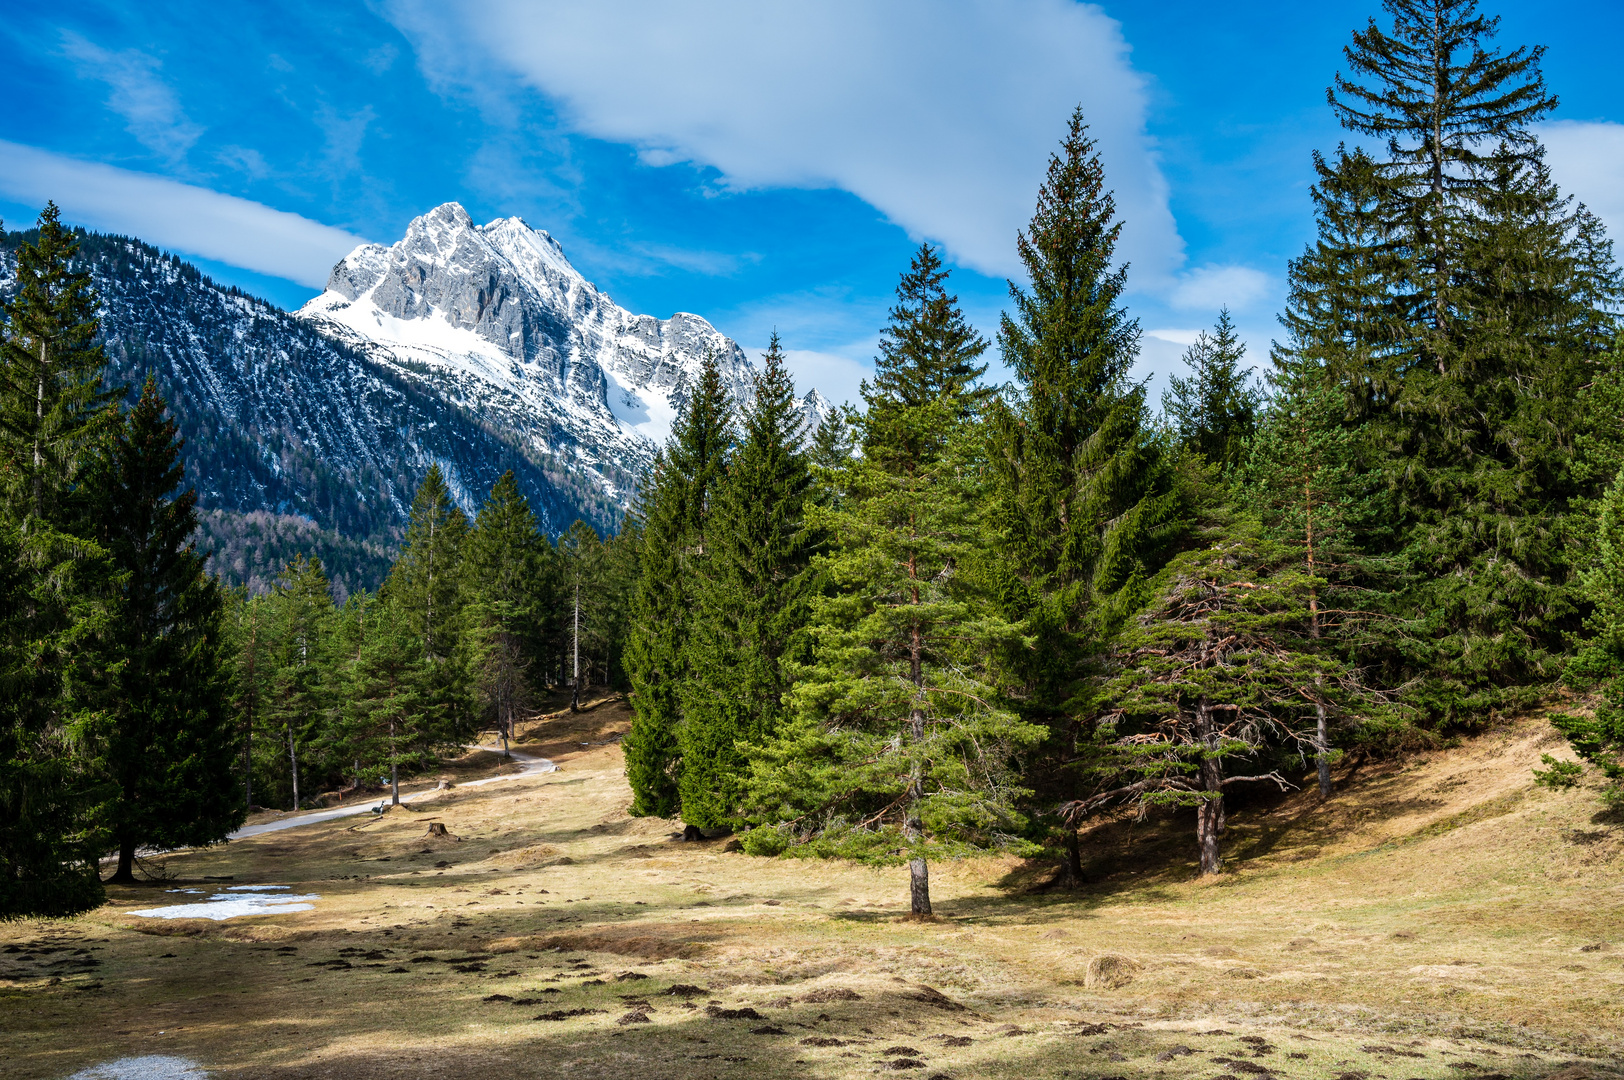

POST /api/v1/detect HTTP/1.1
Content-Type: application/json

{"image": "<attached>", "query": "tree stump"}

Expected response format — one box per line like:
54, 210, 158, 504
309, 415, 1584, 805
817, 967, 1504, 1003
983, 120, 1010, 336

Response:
425, 822, 449, 838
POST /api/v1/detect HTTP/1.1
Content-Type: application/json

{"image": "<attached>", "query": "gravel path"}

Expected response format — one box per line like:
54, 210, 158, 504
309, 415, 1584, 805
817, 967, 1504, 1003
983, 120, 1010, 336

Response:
230, 746, 557, 840
68, 1056, 210, 1080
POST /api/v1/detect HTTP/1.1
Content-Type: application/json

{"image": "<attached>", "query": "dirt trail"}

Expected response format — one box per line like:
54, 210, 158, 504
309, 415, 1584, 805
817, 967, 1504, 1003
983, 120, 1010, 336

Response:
231, 746, 556, 840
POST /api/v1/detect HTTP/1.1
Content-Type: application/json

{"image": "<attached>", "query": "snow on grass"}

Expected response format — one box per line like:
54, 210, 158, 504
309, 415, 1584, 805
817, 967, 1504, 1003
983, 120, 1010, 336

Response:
130, 886, 317, 921
68, 1056, 210, 1079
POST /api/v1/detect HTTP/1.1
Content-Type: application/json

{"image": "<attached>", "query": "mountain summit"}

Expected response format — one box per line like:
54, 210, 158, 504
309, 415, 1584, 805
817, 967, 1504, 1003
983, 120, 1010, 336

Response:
299, 203, 825, 508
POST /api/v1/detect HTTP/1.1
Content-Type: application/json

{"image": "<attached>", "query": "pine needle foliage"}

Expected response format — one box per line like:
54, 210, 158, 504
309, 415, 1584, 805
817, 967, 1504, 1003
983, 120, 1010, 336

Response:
623, 353, 734, 818
1162, 309, 1262, 473
1077, 516, 1383, 875
0, 204, 121, 528
677, 335, 818, 830
986, 108, 1185, 714
463, 471, 549, 751
746, 259, 1042, 914
82, 378, 241, 882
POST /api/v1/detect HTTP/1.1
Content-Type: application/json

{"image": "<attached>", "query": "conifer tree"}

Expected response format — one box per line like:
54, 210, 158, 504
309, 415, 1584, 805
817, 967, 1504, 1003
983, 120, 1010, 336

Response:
264, 556, 336, 809
1330, 0, 1556, 343
82, 379, 242, 882
747, 260, 1042, 914
677, 335, 817, 832
0, 204, 121, 527
344, 596, 440, 806
385, 465, 469, 663
227, 591, 272, 810
1162, 309, 1261, 472
463, 471, 548, 752
1076, 516, 1379, 874
984, 108, 1186, 875
623, 353, 734, 818
1309, 2, 1618, 717
0, 521, 110, 916
1237, 359, 1394, 795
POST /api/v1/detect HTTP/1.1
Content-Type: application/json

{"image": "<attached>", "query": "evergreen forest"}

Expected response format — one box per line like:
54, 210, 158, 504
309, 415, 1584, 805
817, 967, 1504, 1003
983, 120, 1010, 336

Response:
5, 0, 1624, 922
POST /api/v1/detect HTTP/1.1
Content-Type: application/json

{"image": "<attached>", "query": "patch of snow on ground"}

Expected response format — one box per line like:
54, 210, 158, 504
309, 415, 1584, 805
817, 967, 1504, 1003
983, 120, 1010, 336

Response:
68, 1056, 210, 1079
130, 887, 317, 921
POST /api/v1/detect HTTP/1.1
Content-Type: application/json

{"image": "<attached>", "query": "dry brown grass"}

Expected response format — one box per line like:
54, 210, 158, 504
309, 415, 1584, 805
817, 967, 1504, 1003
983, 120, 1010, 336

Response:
4, 692, 1623, 1079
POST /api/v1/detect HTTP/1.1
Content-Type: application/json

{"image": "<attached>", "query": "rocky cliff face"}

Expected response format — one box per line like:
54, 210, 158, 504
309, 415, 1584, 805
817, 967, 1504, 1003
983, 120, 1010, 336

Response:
298, 203, 828, 505
1, 211, 829, 593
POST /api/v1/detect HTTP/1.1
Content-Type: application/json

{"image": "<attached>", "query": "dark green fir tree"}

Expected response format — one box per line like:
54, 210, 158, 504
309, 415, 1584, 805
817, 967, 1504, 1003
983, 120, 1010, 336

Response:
82, 379, 242, 882
1162, 308, 1262, 473
985, 107, 1186, 880
463, 471, 549, 752
0, 204, 121, 528
746, 261, 1042, 914
677, 335, 818, 832
623, 353, 734, 818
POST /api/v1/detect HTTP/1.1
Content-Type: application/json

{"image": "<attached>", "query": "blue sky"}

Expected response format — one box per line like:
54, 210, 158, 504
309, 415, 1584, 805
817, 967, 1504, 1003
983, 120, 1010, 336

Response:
3, 0, 1620, 406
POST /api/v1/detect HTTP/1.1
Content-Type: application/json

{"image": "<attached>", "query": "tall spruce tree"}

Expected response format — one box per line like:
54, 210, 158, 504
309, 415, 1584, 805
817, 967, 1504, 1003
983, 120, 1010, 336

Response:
82, 379, 242, 882
0, 520, 111, 916
1162, 309, 1262, 473
463, 471, 548, 752
343, 595, 440, 806
985, 108, 1186, 877
0, 207, 121, 914
677, 335, 817, 832
746, 260, 1042, 914
0, 204, 121, 527
623, 354, 734, 818
1307, 1, 1619, 718
264, 556, 336, 810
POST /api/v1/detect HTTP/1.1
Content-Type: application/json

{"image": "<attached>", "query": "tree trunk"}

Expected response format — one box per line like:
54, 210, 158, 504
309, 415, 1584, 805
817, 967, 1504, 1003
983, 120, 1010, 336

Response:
1315, 697, 1333, 798
570, 577, 581, 712
1195, 696, 1223, 877
909, 856, 932, 916
107, 837, 138, 885
287, 722, 300, 810
1061, 830, 1085, 888
390, 717, 400, 806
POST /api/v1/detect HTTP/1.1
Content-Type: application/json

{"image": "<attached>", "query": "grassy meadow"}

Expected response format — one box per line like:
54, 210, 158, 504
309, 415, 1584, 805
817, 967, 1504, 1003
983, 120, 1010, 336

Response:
3, 694, 1622, 1080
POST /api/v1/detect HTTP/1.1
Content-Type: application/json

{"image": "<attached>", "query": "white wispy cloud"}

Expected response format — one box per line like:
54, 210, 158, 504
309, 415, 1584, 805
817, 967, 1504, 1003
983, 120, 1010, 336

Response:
1539, 119, 1624, 244
1165, 264, 1275, 314
0, 141, 367, 288
58, 31, 203, 162
382, 0, 1185, 286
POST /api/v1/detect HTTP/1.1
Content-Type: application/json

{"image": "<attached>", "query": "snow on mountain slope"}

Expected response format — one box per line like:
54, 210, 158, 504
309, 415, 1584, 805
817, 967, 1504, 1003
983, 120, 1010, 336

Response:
298, 203, 828, 504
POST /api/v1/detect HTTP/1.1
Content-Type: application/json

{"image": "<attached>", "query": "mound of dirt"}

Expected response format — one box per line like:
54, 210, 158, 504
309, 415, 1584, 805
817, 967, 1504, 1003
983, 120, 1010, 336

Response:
800, 987, 862, 1003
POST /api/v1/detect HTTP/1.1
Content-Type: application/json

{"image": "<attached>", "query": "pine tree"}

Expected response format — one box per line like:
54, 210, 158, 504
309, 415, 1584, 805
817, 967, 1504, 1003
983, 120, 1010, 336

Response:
264, 555, 336, 810
746, 259, 1042, 914
1237, 358, 1397, 794
0, 520, 111, 916
1330, 0, 1556, 345
0, 204, 121, 527
1076, 516, 1380, 874
226, 590, 272, 811
984, 108, 1186, 878
677, 335, 818, 832
623, 353, 734, 818
866, 244, 992, 441
81, 379, 242, 882
1538, 466, 1624, 801
463, 471, 548, 753
384, 465, 469, 663
1162, 309, 1262, 472
1311, 2, 1618, 718
343, 595, 441, 806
